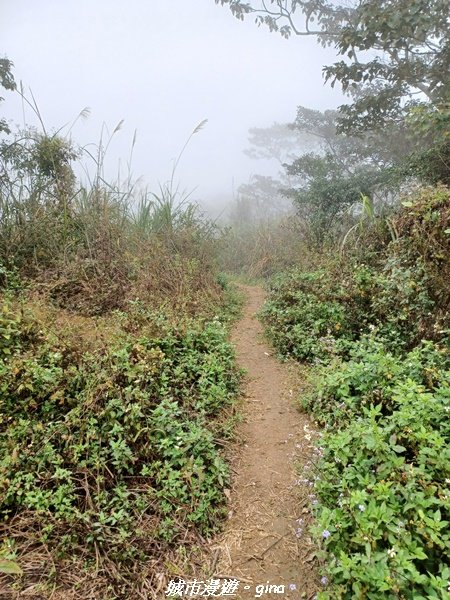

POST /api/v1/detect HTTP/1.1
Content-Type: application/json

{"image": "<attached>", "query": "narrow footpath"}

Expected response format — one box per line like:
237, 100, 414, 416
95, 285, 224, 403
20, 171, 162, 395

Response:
209, 285, 319, 599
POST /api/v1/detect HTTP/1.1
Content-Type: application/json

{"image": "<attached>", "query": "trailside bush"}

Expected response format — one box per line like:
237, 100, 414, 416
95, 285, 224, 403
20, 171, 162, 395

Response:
260, 186, 450, 598
395, 186, 450, 311
308, 344, 450, 599
303, 338, 450, 427
261, 187, 450, 362
0, 299, 240, 587
260, 253, 446, 364
260, 270, 354, 361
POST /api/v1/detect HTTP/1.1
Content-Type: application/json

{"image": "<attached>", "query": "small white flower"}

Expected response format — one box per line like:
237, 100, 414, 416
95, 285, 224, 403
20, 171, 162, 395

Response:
387, 547, 396, 558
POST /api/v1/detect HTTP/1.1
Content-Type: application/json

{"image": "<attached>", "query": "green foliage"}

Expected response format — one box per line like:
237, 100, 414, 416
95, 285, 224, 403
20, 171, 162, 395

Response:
217, 4, 450, 192
0, 57, 15, 135
0, 299, 22, 358
0, 104, 241, 595
261, 187, 450, 361
407, 140, 450, 187
285, 159, 384, 245
279, 105, 403, 246
260, 269, 352, 361
260, 257, 440, 362
0, 300, 240, 582
308, 342, 450, 599
0, 131, 223, 316
32, 133, 78, 193
261, 185, 450, 598
395, 186, 450, 308
369, 256, 436, 349
216, 1, 450, 134
402, 104, 450, 186
303, 338, 449, 427
0, 128, 80, 270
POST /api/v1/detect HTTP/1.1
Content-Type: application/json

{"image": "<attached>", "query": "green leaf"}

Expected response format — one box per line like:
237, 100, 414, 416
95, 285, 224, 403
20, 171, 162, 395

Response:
0, 560, 23, 575
392, 445, 406, 453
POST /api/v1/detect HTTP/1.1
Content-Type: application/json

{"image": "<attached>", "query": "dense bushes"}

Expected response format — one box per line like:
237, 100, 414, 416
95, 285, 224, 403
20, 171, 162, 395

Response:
261, 188, 450, 362
0, 125, 225, 320
261, 187, 450, 598
0, 123, 242, 595
260, 269, 352, 361
307, 340, 450, 599
0, 288, 240, 595
302, 339, 449, 428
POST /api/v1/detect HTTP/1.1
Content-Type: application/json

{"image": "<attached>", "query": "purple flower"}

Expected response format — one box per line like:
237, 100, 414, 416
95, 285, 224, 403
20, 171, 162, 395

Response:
295, 527, 303, 538
289, 584, 297, 591
322, 529, 331, 539
320, 576, 329, 586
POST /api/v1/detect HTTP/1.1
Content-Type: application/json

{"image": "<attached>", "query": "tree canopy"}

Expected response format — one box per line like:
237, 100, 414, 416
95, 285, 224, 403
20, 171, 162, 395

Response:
215, 0, 450, 133
0, 58, 15, 135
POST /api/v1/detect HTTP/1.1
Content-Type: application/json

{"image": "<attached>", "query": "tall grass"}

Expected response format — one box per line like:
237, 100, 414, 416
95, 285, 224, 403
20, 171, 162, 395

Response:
0, 105, 221, 315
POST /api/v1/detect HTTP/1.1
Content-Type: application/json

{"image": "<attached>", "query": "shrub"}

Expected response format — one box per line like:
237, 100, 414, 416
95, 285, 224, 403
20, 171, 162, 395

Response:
395, 186, 450, 311
0, 298, 240, 594
260, 186, 450, 598
309, 345, 450, 599
260, 269, 354, 361
303, 338, 450, 427
260, 190, 450, 361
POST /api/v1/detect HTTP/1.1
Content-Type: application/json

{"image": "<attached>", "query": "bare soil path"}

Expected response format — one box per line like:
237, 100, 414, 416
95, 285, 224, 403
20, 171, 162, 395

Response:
209, 285, 319, 599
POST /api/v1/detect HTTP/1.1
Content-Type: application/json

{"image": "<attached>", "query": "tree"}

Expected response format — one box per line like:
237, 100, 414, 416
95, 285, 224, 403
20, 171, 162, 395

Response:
0, 58, 15, 135
215, 0, 450, 133
403, 102, 450, 185
233, 174, 293, 223
238, 107, 405, 243
244, 121, 313, 164
231, 122, 309, 224
290, 105, 411, 170
280, 105, 400, 244
283, 150, 385, 244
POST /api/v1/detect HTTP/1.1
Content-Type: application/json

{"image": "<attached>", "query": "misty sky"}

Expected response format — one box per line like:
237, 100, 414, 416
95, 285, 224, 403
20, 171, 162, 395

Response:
1, 0, 345, 209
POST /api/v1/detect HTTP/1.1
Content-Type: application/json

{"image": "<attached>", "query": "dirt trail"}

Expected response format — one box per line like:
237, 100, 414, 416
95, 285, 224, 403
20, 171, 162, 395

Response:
209, 285, 319, 599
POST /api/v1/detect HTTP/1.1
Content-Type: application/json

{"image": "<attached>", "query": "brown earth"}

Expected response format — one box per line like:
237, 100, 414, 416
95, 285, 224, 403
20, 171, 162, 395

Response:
206, 285, 320, 600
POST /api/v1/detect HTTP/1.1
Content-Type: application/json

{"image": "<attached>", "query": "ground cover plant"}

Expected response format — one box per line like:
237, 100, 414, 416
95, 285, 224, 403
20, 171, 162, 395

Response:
306, 339, 450, 599
261, 187, 450, 598
0, 270, 241, 599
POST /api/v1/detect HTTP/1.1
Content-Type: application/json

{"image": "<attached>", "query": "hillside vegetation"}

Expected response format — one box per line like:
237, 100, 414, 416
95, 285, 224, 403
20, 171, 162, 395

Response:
260, 186, 450, 599
216, 12, 450, 592
0, 118, 242, 598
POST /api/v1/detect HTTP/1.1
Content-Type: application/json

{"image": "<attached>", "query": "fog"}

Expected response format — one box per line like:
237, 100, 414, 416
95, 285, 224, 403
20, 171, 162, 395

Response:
1, 0, 345, 214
